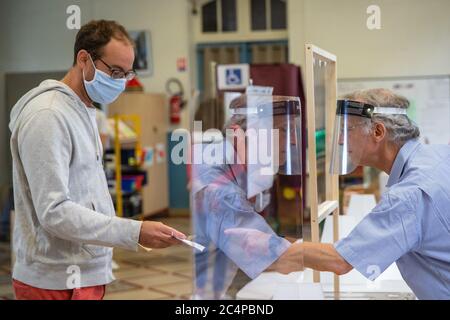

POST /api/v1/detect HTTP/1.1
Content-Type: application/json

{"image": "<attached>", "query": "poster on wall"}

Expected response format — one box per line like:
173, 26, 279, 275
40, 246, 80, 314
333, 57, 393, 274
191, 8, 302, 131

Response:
129, 30, 153, 77
155, 143, 166, 164
177, 57, 187, 72
143, 146, 154, 168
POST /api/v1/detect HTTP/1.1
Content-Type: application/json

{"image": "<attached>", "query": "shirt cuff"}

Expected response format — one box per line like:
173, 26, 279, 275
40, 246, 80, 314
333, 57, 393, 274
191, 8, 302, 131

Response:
113, 217, 143, 252
245, 237, 291, 279
334, 239, 374, 280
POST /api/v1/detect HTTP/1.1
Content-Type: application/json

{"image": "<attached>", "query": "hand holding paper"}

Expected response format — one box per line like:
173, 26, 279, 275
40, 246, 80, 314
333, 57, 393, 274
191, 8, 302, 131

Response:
172, 234, 205, 252
138, 221, 186, 249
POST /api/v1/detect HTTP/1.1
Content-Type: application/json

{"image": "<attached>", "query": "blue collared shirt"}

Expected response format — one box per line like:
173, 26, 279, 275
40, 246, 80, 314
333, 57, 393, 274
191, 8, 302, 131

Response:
335, 139, 450, 299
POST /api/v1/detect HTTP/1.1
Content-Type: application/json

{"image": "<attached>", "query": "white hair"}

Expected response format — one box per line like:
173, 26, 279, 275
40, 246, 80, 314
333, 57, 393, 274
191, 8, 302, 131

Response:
342, 88, 420, 146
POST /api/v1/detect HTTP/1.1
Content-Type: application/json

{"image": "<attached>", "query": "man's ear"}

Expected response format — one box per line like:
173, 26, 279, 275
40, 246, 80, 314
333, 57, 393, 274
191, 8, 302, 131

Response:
76, 49, 90, 69
229, 124, 240, 131
373, 122, 386, 142
230, 124, 246, 164
231, 124, 245, 144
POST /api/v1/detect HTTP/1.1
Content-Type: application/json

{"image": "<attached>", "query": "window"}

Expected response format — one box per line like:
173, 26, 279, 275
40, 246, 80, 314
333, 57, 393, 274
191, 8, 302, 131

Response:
251, 0, 267, 31
271, 0, 287, 30
250, 0, 287, 31
221, 0, 237, 32
202, 0, 237, 33
202, 1, 218, 32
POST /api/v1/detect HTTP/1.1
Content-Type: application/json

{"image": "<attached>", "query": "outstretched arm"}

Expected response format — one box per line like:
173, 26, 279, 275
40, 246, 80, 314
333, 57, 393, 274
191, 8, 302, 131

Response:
302, 242, 353, 275
268, 242, 353, 276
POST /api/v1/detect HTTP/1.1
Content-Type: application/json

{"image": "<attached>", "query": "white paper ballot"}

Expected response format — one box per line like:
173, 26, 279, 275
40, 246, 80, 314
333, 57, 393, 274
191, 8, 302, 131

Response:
138, 235, 206, 253
173, 235, 205, 252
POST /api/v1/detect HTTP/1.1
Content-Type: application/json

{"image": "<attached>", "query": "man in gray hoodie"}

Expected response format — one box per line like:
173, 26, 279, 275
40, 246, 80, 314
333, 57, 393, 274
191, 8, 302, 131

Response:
9, 20, 186, 300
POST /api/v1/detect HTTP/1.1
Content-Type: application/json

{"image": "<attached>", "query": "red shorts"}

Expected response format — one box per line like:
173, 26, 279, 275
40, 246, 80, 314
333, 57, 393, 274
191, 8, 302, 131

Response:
13, 279, 106, 300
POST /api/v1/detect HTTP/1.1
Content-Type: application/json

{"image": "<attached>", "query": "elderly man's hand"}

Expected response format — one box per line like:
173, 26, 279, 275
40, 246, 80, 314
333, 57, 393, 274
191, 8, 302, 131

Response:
138, 221, 186, 249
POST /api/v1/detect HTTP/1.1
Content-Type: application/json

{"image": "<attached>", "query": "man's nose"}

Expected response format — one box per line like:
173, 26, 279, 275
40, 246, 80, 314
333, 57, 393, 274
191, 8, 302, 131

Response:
338, 131, 345, 145
290, 135, 296, 145
289, 130, 297, 145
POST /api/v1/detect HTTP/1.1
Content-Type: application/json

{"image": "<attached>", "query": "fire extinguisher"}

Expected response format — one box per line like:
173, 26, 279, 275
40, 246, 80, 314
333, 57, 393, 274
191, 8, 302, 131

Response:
166, 78, 186, 124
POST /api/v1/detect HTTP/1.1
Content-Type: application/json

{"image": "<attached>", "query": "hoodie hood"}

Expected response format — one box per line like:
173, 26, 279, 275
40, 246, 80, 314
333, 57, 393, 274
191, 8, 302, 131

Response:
9, 79, 82, 132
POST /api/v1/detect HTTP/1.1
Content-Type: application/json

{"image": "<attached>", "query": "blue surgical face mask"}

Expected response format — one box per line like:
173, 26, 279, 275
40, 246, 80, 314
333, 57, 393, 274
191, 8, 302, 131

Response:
83, 55, 126, 105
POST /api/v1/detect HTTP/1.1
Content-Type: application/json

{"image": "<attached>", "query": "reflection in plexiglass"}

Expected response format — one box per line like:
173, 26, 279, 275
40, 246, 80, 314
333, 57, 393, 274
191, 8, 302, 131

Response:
190, 95, 304, 299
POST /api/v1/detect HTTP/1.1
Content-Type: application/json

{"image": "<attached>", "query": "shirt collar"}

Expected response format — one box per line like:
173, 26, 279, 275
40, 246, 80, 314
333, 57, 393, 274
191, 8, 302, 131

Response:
386, 139, 420, 187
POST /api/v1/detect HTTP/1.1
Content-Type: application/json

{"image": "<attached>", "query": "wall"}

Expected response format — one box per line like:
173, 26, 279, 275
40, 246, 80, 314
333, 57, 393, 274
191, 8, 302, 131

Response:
0, 73, 6, 189
288, 0, 450, 78
1, 0, 192, 90
91, 0, 192, 106
1, 0, 90, 73
0, 0, 91, 191
0, 0, 193, 193
191, 0, 288, 43
1, 2, 10, 189
190, 0, 290, 91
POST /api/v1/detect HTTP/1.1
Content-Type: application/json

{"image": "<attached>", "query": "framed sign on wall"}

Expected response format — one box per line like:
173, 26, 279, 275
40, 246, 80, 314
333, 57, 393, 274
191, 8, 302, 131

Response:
129, 30, 153, 77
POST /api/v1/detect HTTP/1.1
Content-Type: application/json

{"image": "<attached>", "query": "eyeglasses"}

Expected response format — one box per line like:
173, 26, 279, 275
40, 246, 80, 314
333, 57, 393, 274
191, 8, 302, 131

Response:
338, 122, 368, 136
96, 57, 136, 81
348, 123, 367, 131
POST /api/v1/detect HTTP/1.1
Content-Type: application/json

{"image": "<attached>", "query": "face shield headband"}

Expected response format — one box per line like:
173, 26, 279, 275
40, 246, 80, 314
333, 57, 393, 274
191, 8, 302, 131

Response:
336, 100, 408, 118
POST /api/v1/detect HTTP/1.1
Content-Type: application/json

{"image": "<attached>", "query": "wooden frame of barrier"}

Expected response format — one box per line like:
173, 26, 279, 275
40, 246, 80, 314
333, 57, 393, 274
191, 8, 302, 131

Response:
305, 44, 340, 299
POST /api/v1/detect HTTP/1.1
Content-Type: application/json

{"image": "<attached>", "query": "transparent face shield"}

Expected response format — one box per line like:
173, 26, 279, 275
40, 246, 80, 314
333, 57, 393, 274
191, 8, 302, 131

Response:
330, 100, 374, 175
228, 95, 303, 199
330, 100, 409, 175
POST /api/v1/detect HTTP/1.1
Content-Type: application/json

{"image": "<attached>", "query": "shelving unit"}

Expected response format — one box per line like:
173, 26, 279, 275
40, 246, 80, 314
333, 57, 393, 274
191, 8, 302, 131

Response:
107, 114, 146, 219
108, 93, 170, 218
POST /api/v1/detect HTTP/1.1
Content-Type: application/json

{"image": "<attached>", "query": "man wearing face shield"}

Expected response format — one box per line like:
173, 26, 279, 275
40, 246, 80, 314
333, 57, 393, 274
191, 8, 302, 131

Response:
294, 89, 450, 300
191, 95, 304, 299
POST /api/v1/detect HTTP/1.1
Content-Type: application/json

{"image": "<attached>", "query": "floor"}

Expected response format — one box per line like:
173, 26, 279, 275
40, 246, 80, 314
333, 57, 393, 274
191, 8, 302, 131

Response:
0, 217, 194, 300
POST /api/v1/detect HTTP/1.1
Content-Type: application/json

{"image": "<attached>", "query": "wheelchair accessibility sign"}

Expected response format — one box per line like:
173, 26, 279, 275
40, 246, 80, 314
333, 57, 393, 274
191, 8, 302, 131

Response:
226, 68, 242, 85
217, 64, 250, 90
